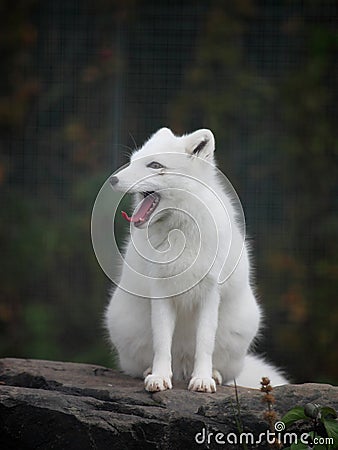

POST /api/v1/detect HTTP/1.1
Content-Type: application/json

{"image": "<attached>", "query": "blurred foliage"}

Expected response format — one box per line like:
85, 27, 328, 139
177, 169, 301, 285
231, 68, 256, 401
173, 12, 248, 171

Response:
0, 0, 337, 383
169, 1, 338, 383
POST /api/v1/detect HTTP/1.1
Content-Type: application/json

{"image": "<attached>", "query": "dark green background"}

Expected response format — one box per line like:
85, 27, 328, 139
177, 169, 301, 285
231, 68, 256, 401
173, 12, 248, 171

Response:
1, 0, 337, 384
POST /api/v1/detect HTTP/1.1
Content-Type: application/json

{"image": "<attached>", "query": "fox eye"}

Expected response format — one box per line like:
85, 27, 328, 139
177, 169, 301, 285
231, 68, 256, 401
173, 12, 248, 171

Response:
146, 161, 164, 169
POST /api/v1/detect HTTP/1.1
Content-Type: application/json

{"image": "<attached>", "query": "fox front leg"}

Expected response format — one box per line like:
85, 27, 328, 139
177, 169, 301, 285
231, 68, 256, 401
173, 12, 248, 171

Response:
188, 286, 220, 393
144, 298, 176, 392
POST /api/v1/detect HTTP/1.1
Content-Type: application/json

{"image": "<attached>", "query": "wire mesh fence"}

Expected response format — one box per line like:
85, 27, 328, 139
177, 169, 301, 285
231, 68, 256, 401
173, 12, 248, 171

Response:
1, 0, 337, 383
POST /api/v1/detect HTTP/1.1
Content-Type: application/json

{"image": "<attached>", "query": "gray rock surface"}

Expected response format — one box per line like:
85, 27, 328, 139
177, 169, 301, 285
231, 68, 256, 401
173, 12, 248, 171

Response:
0, 358, 337, 449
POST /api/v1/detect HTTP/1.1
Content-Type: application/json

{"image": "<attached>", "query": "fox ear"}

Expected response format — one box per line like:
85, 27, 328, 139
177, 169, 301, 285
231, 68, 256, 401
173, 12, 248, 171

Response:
154, 127, 173, 138
184, 129, 215, 159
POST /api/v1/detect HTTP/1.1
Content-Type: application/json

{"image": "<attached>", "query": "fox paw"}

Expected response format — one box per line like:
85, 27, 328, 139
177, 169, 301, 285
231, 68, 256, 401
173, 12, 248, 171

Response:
212, 369, 222, 385
188, 376, 216, 393
144, 374, 172, 392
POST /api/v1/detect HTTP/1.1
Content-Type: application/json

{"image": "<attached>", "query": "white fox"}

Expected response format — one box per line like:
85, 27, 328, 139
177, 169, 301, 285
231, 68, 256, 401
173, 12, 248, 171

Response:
105, 128, 287, 392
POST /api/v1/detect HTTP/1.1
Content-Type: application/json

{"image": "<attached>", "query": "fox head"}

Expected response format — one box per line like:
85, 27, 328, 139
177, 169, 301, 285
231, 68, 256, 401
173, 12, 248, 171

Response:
110, 128, 217, 228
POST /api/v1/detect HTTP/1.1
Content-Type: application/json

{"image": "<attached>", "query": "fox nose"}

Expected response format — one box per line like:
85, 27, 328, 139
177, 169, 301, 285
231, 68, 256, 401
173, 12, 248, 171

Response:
109, 176, 119, 186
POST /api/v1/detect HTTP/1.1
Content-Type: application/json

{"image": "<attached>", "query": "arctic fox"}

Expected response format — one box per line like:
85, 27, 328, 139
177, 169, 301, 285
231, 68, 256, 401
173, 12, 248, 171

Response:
105, 128, 287, 392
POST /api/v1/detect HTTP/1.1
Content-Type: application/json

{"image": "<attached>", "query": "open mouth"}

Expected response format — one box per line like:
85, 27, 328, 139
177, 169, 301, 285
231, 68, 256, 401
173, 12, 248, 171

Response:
122, 191, 161, 227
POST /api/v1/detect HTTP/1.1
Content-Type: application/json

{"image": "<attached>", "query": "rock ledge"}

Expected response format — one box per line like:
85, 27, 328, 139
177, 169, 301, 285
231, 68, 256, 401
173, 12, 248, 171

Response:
0, 358, 337, 449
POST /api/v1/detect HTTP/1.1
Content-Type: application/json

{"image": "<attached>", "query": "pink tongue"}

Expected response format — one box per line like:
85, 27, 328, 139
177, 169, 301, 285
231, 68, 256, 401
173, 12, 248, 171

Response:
122, 194, 155, 223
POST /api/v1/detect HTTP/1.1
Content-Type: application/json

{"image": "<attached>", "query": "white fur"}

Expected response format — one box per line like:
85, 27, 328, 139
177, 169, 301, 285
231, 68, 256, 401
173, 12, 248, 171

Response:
105, 128, 287, 392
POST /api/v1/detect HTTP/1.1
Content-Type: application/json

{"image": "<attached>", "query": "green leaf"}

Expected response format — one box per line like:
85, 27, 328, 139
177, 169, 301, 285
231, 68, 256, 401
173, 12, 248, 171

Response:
290, 442, 308, 450
304, 432, 328, 450
322, 417, 338, 444
313, 445, 331, 450
320, 407, 338, 420
281, 406, 308, 428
